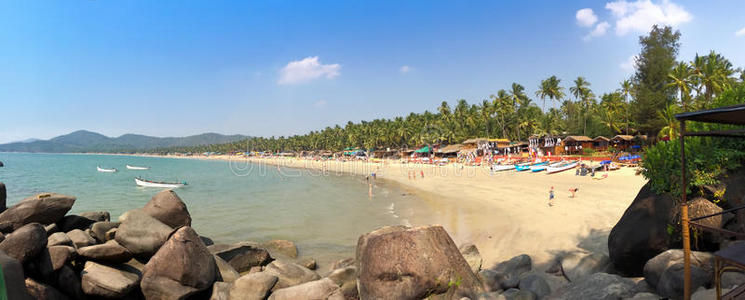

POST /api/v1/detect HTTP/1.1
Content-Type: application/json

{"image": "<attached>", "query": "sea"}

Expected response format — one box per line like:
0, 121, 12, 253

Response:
0, 153, 436, 267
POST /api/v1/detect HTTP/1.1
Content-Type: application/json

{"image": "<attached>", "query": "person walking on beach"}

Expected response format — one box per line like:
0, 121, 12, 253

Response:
549, 186, 555, 207
569, 187, 579, 198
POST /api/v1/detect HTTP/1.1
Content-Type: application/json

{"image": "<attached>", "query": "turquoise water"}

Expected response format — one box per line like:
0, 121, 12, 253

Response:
0, 153, 427, 267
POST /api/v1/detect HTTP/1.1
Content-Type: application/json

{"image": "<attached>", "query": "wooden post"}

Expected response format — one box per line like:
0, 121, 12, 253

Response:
680, 120, 691, 300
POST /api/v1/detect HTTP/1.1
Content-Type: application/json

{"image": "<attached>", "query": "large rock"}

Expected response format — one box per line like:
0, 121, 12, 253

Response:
214, 255, 240, 283
0, 251, 32, 300
115, 209, 174, 256
547, 272, 635, 299
80, 211, 110, 222
208, 242, 272, 273
560, 251, 610, 282
210, 282, 231, 300
229, 272, 278, 300
460, 243, 483, 274
81, 261, 141, 298
643, 249, 713, 289
263, 239, 299, 258
656, 263, 712, 299
25, 278, 68, 300
263, 259, 320, 290
492, 254, 533, 289
67, 229, 96, 248
36, 246, 76, 279
58, 214, 103, 232
673, 197, 724, 251
56, 265, 85, 300
518, 273, 551, 298
141, 226, 217, 299
501, 288, 537, 300
269, 278, 343, 300
47, 232, 72, 247
327, 266, 358, 299
608, 182, 673, 276
142, 190, 191, 228
356, 225, 484, 299
0, 193, 75, 232
0, 223, 47, 263
78, 240, 133, 263
90, 221, 119, 242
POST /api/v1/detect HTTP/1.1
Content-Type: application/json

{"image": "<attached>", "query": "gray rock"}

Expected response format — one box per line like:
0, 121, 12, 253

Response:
643, 249, 713, 292
36, 246, 76, 279
79, 211, 110, 222
476, 292, 505, 300
115, 209, 174, 257
691, 287, 732, 300
90, 221, 119, 242
141, 189, 191, 228
264, 259, 320, 290
210, 281, 231, 300
501, 288, 536, 300
78, 239, 132, 263
0, 251, 32, 300
47, 232, 72, 247
300, 257, 317, 270
560, 251, 610, 282
548, 272, 635, 300
721, 270, 745, 289
0, 223, 47, 263
656, 263, 711, 299
330, 257, 355, 271
479, 269, 501, 292
460, 243, 483, 274
56, 265, 85, 300
25, 277, 68, 300
0, 193, 75, 232
268, 278, 343, 300
624, 292, 661, 299
208, 242, 272, 273
263, 239, 299, 258
67, 229, 96, 248
81, 261, 141, 298
327, 266, 358, 299
141, 226, 217, 299
229, 272, 279, 300
214, 254, 240, 283
492, 254, 533, 289
518, 273, 551, 298
356, 225, 484, 299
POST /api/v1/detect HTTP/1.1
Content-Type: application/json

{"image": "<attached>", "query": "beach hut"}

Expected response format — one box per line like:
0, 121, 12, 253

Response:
612, 135, 634, 150
593, 136, 610, 151
529, 135, 562, 156
435, 144, 462, 158
562, 136, 593, 155
462, 138, 491, 156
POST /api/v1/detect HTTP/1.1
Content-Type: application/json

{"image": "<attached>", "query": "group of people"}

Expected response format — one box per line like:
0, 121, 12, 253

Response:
548, 186, 579, 207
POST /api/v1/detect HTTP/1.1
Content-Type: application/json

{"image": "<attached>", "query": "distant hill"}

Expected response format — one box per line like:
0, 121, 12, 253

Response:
0, 130, 249, 153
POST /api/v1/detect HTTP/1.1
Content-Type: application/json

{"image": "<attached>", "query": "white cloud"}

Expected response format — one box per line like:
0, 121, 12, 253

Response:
620, 55, 637, 72
584, 21, 610, 40
277, 56, 341, 85
605, 0, 692, 36
399, 65, 411, 74
736, 27, 745, 37
576, 8, 598, 27
313, 100, 327, 108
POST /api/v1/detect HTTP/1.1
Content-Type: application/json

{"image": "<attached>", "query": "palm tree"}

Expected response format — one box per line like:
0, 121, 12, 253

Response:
570, 77, 593, 135
618, 79, 633, 134
509, 83, 529, 139
535, 75, 565, 112
657, 104, 680, 139
667, 62, 692, 110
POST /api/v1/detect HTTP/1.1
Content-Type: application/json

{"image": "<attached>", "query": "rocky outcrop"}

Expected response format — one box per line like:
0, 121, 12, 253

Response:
560, 251, 610, 282
208, 242, 272, 273
115, 209, 174, 257
643, 249, 714, 299
142, 190, 192, 228
229, 272, 278, 300
268, 278, 343, 300
460, 242, 483, 274
81, 261, 141, 298
140, 226, 217, 299
608, 182, 674, 276
491, 254, 533, 290
78, 240, 133, 263
0, 223, 47, 264
356, 225, 484, 299
518, 273, 551, 298
263, 259, 320, 290
0, 193, 75, 232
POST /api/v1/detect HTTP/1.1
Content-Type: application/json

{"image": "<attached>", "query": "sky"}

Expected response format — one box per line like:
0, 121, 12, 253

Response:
1, 0, 744, 143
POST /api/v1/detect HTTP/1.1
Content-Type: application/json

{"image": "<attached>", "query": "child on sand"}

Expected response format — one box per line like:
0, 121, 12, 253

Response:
549, 186, 555, 206
569, 187, 579, 198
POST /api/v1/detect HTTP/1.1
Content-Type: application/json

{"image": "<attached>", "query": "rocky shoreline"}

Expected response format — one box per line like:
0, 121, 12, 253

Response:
0, 180, 738, 299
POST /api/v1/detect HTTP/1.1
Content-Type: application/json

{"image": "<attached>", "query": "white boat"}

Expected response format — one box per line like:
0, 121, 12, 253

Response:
491, 164, 515, 172
546, 161, 579, 174
134, 177, 187, 188
126, 164, 150, 170
531, 161, 564, 172
97, 166, 117, 173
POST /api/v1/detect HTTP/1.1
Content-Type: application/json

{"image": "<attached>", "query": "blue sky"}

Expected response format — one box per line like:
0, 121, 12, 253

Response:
1, 0, 744, 143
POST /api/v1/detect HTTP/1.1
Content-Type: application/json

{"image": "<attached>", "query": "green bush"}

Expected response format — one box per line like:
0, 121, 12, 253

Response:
583, 148, 596, 155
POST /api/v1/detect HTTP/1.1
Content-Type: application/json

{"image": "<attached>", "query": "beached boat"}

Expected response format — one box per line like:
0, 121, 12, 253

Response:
134, 177, 187, 188
531, 161, 564, 172
126, 164, 150, 170
515, 161, 547, 172
546, 161, 578, 174
491, 164, 515, 172
97, 166, 117, 173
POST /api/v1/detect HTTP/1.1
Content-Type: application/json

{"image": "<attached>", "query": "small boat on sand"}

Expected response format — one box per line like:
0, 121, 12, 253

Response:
134, 177, 187, 188
531, 161, 564, 172
491, 164, 516, 172
516, 160, 547, 172
546, 161, 579, 174
126, 164, 150, 170
97, 166, 117, 173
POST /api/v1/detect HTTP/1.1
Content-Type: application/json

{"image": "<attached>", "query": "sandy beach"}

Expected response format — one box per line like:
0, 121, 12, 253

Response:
164, 154, 647, 269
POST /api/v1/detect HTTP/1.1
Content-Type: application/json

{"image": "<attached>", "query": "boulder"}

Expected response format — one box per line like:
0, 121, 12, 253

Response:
0, 193, 75, 231
356, 225, 484, 299
56, 265, 85, 300
141, 190, 191, 228
115, 209, 174, 257
67, 229, 96, 248
47, 232, 72, 247
721, 270, 745, 289
263, 239, 299, 258
208, 242, 272, 273
560, 251, 610, 282
518, 273, 551, 298
475, 291, 504, 300
330, 257, 355, 271
492, 254, 533, 289
0, 251, 32, 300
229, 272, 279, 300
81, 261, 141, 298
141, 226, 217, 299
90, 221, 119, 242
691, 287, 732, 300
210, 281, 231, 300
58, 215, 96, 232
672, 197, 724, 251
263, 259, 320, 290
547, 272, 634, 300
501, 288, 536, 300
79, 211, 110, 222
0, 182, 6, 213
625, 292, 662, 300
299, 257, 317, 270
327, 266, 358, 299
36, 246, 76, 279
25, 278, 68, 300
460, 243, 483, 274
478, 269, 501, 292
268, 278, 343, 300
0, 223, 47, 263
643, 249, 713, 289
106, 228, 117, 241
608, 182, 673, 276
78, 240, 132, 263
656, 263, 711, 299
214, 254, 240, 283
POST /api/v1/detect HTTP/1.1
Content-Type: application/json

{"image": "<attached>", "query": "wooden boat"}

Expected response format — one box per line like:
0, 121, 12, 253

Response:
531, 161, 564, 172
515, 161, 547, 172
134, 177, 187, 188
491, 164, 516, 172
97, 166, 117, 173
546, 161, 579, 174
126, 164, 150, 170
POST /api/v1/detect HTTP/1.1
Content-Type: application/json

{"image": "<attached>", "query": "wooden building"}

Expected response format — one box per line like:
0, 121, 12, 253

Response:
562, 136, 593, 154
592, 136, 610, 151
